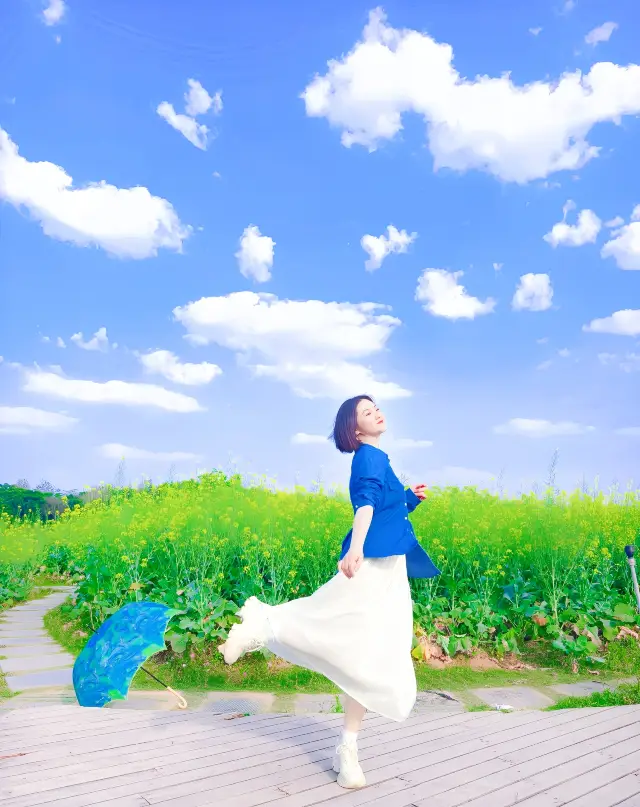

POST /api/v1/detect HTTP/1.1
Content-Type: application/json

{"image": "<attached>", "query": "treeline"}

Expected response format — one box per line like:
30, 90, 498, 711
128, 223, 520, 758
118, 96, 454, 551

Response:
0, 482, 84, 521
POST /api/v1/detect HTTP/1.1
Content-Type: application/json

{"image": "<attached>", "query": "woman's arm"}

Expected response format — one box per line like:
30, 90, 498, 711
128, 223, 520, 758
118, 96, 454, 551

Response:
339, 505, 373, 578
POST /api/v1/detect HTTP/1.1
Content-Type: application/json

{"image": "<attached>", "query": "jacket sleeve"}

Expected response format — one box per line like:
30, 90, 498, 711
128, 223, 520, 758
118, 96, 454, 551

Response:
405, 487, 422, 513
350, 450, 387, 511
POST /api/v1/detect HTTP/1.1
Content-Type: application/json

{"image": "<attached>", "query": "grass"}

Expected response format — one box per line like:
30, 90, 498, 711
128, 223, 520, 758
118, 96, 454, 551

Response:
548, 638, 640, 709
4, 472, 640, 689
0, 671, 10, 703
549, 681, 640, 709
43, 600, 614, 696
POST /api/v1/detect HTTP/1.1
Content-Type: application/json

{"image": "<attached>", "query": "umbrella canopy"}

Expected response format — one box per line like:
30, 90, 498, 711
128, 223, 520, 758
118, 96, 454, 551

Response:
73, 601, 178, 708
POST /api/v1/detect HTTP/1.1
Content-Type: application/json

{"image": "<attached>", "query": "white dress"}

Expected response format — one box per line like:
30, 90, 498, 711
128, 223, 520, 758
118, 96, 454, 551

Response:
257, 554, 417, 722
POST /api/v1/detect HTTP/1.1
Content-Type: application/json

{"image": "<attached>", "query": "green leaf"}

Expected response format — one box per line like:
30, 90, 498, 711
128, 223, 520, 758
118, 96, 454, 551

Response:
613, 603, 637, 623
169, 632, 188, 654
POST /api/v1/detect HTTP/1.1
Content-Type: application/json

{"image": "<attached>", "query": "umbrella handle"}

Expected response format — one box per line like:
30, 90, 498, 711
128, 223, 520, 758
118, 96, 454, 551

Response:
167, 687, 188, 709
140, 666, 188, 709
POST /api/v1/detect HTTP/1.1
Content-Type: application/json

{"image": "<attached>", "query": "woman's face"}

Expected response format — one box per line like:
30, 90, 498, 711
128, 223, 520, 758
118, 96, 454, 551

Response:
355, 399, 386, 442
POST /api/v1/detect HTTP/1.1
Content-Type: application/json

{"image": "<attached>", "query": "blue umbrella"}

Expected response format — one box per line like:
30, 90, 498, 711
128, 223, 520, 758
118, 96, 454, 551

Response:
72, 601, 187, 708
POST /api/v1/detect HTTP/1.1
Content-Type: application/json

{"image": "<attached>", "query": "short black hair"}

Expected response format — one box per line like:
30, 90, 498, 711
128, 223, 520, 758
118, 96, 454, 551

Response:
329, 395, 374, 454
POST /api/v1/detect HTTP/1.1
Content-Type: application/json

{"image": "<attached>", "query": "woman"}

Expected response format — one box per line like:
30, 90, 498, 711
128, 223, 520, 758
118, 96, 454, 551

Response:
219, 394, 440, 789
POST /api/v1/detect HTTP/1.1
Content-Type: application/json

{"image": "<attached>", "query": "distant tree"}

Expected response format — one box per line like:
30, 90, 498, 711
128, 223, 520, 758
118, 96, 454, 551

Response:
114, 458, 127, 488
15, 478, 30, 490
36, 479, 57, 494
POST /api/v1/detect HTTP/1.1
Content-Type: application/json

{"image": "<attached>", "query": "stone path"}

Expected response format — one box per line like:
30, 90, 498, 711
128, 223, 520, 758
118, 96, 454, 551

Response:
0, 587, 76, 699
0, 587, 630, 714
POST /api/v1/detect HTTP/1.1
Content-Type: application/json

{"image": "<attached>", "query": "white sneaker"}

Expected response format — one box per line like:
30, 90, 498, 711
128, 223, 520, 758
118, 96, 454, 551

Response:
218, 598, 270, 665
333, 742, 366, 789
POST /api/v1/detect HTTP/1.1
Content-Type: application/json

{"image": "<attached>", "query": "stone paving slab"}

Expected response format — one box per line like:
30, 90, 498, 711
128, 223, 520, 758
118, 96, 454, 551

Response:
0, 636, 60, 647
550, 681, 615, 697
0, 643, 61, 658
1, 588, 76, 694
6, 666, 74, 690
0, 652, 75, 674
471, 685, 556, 710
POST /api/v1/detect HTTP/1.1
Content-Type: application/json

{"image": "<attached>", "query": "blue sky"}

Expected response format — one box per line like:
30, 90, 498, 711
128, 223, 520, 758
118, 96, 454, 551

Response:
1, 0, 639, 495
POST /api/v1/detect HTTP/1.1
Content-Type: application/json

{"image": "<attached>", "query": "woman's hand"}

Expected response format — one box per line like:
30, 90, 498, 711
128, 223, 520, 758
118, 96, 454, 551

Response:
411, 483, 428, 501
338, 548, 364, 578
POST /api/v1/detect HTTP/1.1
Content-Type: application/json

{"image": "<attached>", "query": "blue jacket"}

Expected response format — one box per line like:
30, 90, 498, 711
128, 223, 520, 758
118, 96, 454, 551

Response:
339, 444, 441, 579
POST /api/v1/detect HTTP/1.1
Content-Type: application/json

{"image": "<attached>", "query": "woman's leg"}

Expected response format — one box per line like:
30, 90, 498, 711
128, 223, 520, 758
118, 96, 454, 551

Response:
342, 694, 366, 738
333, 694, 367, 789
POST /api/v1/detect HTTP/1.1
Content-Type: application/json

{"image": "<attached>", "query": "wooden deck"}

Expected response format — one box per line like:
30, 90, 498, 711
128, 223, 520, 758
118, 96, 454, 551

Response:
1, 704, 640, 807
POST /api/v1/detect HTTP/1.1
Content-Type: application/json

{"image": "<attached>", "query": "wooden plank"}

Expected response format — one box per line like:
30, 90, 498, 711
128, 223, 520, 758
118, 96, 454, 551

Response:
0, 708, 604, 807
205, 709, 640, 807
384, 719, 640, 807
502, 749, 640, 805
0, 713, 390, 785
135, 713, 569, 807
5, 706, 639, 807
240, 711, 640, 807
615, 791, 640, 807
561, 774, 640, 807
0, 713, 503, 807
0, 714, 337, 770
0, 709, 286, 750
0, 708, 461, 769
410, 721, 640, 806
0, 713, 347, 772
0, 712, 490, 802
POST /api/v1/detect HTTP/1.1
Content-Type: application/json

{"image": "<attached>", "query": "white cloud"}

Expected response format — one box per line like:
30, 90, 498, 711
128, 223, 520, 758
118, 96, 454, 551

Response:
0, 128, 190, 259
22, 368, 203, 412
615, 427, 640, 436
184, 80, 221, 116
494, 418, 594, 437
100, 443, 202, 462
70, 326, 110, 352
416, 465, 496, 488
0, 405, 77, 435
529, 27, 542, 36
42, 0, 66, 26
598, 352, 640, 372
601, 208, 640, 269
156, 104, 210, 150
361, 225, 416, 271
157, 79, 221, 150
605, 216, 624, 228
537, 337, 549, 344
562, 0, 576, 13
585, 22, 618, 46
543, 201, 601, 247
583, 310, 640, 336
56, 337, 66, 348
493, 262, 503, 272
537, 360, 553, 371
302, 9, 640, 184
512, 273, 553, 312
138, 349, 222, 386
253, 361, 411, 401
390, 437, 433, 449
253, 359, 410, 401
558, 348, 571, 358
415, 269, 496, 320
292, 433, 328, 445
173, 290, 410, 400
235, 225, 275, 283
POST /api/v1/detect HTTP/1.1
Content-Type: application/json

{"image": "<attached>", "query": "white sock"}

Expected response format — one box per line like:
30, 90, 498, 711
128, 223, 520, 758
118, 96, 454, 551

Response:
340, 729, 358, 748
